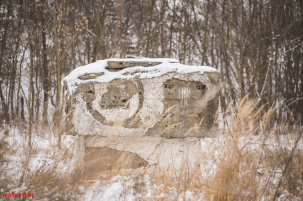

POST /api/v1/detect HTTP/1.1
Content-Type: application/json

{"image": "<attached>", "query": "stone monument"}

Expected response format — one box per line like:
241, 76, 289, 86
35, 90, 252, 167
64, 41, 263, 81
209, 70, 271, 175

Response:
61, 58, 219, 179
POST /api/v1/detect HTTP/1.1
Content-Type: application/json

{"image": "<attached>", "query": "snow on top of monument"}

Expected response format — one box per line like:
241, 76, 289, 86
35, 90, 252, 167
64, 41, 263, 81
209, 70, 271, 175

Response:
62, 58, 218, 94
106, 58, 180, 63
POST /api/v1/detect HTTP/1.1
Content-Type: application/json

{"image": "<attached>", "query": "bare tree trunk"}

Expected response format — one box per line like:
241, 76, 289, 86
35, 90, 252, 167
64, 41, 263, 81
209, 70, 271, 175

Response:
113, 0, 122, 57
42, 13, 49, 125
98, 17, 108, 59
227, 2, 243, 99
169, 0, 176, 58
21, 96, 24, 120
202, 0, 210, 66
160, 0, 166, 57
145, 0, 155, 57
28, 36, 33, 148
16, 42, 27, 121
55, 24, 62, 148
0, 1, 11, 123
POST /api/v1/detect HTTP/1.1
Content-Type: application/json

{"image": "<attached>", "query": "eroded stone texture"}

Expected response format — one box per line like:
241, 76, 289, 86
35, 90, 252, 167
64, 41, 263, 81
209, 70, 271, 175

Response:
146, 78, 218, 138
107, 61, 161, 71
62, 59, 220, 178
64, 79, 144, 131
83, 147, 148, 179
78, 72, 105, 80
101, 80, 139, 109
163, 79, 207, 101
85, 135, 202, 173
62, 73, 218, 137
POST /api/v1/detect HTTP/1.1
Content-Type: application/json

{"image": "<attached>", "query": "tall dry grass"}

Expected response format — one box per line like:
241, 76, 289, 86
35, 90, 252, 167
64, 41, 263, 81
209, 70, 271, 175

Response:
65, 96, 302, 200
1, 96, 302, 200
205, 97, 303, 200
0, 125, 84, 200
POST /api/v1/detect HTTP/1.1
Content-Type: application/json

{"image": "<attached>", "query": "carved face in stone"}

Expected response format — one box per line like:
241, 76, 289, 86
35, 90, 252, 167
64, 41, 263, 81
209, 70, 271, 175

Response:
163, 79, 207, 107
146, 78, 217, 138
64, 74, 218, 138
101, 80, 138, 109
73, 79, 144, 128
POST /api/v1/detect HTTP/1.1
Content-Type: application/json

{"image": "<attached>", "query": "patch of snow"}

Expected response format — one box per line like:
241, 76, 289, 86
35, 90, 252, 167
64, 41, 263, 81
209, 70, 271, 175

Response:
107, 58, 179, 63
1, 126, 78, 187
101, 182, 124, 201
2, 125, 302, 200
62, 59, 218, 94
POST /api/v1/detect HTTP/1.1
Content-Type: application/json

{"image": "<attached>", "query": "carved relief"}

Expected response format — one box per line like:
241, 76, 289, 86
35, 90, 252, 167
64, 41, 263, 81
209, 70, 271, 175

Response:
100, 80, 138, 109
147, 78, 217, 138
62, 73, 218, 138
69, 79, 144, 129
61, 60, 220, 179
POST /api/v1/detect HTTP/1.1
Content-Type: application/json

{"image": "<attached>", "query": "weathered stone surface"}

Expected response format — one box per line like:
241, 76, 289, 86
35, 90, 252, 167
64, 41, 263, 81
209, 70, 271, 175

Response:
62, 73, 218, 137
78, 72, 105, 80
146, 78, 218, 137
82, 147, 148, 179
85, 136, 202, 173
107, 61, 161, 71
61, 58, 220, 178
101, 80, 139, 109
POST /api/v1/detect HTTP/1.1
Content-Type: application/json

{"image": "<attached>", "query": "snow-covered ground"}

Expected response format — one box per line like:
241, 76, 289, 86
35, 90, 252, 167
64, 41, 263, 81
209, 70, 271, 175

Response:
0, 125, 302, 200
81, 175, 201, 201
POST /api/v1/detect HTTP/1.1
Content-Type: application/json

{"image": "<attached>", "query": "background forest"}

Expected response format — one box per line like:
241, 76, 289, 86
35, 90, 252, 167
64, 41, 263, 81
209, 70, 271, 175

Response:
0, 0, 302, 127
1, 1, 303, 200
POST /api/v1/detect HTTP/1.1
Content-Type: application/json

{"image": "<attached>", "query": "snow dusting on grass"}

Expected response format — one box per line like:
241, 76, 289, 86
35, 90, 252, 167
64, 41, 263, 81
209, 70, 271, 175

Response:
1, 97, 302, 201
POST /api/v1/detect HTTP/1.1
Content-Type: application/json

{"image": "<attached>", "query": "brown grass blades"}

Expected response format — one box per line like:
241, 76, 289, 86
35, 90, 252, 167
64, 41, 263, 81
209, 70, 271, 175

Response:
0, 126, 83, 200
0, 129, 10, 190
1, 97, 302, 200
205, 97, 303, 200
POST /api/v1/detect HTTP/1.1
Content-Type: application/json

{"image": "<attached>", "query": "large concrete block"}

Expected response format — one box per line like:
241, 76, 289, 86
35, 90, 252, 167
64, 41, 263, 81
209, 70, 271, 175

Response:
61, 58, 219, 138
61, 58, 220, 178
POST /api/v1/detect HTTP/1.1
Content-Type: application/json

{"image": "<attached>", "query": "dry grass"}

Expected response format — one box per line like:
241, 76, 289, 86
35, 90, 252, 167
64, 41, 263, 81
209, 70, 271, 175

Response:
1, 97, 302, 200
70, 96, 302, 200
0, 125, 84, 200
205, 97, 303, 200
